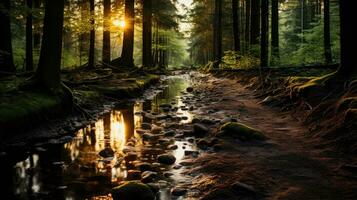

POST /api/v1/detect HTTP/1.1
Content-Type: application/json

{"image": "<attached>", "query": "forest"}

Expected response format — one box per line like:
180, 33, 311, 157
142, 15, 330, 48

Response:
0, 0, 356, 199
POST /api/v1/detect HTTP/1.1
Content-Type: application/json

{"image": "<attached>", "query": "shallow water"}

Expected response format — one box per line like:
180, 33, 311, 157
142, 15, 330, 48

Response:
3, 74, 197, 200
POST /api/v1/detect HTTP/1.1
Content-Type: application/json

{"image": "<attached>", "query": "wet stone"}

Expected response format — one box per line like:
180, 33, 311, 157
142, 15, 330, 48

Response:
99, 147, 115, 158
157, 154, 176, 165
111, 181, 155, 200
186, 87, 194, 93
141, 171, 158, 183
193, 123, 209, 137
127, 170, 142, 181
168, 144, 178, 150
172, 187, 188, 196
141, 123, 152, 130
124, 152, 137, 162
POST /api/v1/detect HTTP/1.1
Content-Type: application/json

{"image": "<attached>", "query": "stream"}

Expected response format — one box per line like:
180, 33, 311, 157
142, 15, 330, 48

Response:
3, 73, 200, 200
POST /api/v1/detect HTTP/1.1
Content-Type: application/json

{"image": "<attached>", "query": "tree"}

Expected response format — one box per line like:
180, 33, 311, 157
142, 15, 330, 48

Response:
250, 0, 260, 45
142, 0, 153, 68
35, 0, 65, 90
213, 0, 222, 66
102, 0, 111, 64
33, 0, 41, 49
26, 0, 34, 71
232, 0, 241, 52
323, 0, 332, 64
271, 0, 279, 64
88, 0, 95, 68
337, 0, 356, 78
245, 0, 251, 50
0, 0, 15, 73
260, 0, 269, 68
119, 0, 135, 67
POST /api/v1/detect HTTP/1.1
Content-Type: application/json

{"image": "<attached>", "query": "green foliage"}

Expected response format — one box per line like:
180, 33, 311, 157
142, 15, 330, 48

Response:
221, 51, 259, 70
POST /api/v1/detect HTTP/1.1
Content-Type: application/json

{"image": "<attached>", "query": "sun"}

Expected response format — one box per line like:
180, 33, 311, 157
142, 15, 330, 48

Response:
112, 19, 126, 28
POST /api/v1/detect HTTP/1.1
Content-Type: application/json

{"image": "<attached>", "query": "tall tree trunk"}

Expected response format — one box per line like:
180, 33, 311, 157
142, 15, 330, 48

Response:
323, 0, 332, 64
120, 0, 135, 67
213, 0, 222, 65
79, 0, 89, 65
245, 0, 251, 51
337, 0, 356, 77
271, 0, 279, 64
36, 0, 65, 90
102, 0, 111, 64
33, 0, 41, 49
0, 0, 15, 73
142, 0, 153, 68
260, 0, 269, 68
232, 0, 241, 52
88, 0, 95, 68
26, 0, 34, 71
250, 0, 260, 45
154, 21, 159, 66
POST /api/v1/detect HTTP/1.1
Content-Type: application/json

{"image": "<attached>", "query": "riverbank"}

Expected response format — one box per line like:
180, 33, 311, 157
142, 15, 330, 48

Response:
0, 67, 160, 149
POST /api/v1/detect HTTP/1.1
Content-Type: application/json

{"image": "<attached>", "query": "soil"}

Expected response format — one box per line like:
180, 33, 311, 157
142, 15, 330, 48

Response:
182, 73, 357, 200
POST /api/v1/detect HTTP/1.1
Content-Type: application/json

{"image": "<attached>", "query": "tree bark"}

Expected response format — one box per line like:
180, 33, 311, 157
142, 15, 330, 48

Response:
26, 0, 34, 71
250, 0, 260, 45
245, 0, 251, 51
102, 0, 111, 64
232, 0, 241, 52
0, 0, 15, 72
337, 0, 356, 77
142, 0, 153, 68
323, 0, 332, 64
260, 0, 269, 68
213, 0, 222, 65
271, 0, 279, 64
33, 0, 41, 49
36, 0, 65, 91
120, 0, 135, 67
88, 0, 95, 68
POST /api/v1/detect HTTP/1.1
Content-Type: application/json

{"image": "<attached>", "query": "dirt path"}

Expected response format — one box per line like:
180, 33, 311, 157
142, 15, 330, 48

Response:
185, 73, 357, 200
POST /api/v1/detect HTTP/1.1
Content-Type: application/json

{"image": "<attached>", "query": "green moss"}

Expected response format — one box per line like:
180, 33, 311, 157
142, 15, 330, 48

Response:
111, 181, 155, 200
218, 122, 266, 141
0, 91, 62, 131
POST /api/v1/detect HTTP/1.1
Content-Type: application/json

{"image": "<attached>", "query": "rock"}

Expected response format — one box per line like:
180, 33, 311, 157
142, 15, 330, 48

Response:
218, 122, 266, 141
197, 139, 209, 150
141, 171, 158, 183
181, 116, 189, 120
164, 172, 174, 177
186, 87, 194, 93
151, 125, 163, 134
173, 165, 182, 169
191, 118, 201, 123
99, 147, 115, 158
124, 152, 138, 162
230, 182, 256, 194
168, 144, 178, 150
164, 130, 176, 137
189, 106, 194, 111
184, 150, 199, 156
172, 187, 187, 196
127, 170, 141, 180
111, 181, 155, 200
201, 119, 215, 125
193, 123, 209, 137
136, 162, 153, 172
157, 154, 176, 165
141, 123, 152, 130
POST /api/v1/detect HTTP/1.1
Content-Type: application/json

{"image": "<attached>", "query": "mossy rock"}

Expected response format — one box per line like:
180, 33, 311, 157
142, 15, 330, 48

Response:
111, 181, 155, 200
218, 122, 266, 141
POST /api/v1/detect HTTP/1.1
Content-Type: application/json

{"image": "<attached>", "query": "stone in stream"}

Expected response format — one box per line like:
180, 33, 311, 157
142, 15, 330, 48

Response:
141, 171, 158, 183
164, 130, 176, 137
218, 122, 267, 141
124, 152, 138, 162
127, 170, 142, 180
136, 162, 153, 172
151, 125, 163, 134
99, 147, 115, 158
193, 123, 209, 137
186, 87, 194, 93
111, 181, 155, 200
196, 139, 209, 150
184, 150, 199, 157
157, 154, 176, 165
141, 123, 152, 130
171, 187, 188, 196
168, 144, 178, 150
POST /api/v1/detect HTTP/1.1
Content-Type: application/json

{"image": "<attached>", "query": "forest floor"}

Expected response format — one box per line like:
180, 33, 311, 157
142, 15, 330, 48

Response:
180, 71, 357, 200
0, 67, 159, 149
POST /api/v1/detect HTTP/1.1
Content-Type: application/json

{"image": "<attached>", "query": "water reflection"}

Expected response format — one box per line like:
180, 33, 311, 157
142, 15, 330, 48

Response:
4, 75, 196, 200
